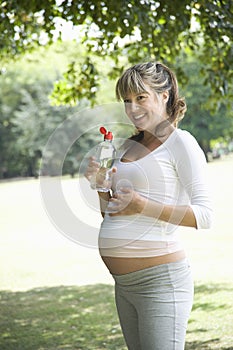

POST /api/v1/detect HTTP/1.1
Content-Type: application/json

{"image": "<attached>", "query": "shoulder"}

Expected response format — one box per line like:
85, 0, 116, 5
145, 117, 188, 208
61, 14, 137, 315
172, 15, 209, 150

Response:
169, 128, 201, 150
175, 128, 198, 145
167, 128, 206, 163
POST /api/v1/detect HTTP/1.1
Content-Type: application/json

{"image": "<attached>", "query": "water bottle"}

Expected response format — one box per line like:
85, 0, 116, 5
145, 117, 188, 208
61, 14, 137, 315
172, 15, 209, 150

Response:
90, 126, 116, 192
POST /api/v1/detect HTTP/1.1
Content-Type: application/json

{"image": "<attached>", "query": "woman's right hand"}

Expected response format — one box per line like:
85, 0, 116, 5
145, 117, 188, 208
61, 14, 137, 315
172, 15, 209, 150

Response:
85, 156, 117, 190
84, 156, 100, 183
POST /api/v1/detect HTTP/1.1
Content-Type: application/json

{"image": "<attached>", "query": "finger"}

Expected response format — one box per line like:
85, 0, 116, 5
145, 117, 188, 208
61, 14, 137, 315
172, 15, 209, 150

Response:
87, 163, 100, 173
118, 187, 132, 194
88, 156, 99, 165
89, 161, 99, 168
109, 208, 126, 216
85, 168, 97, 178
109, 198, 121, 206
85, 171, 94, 180
109, 210, 122, 216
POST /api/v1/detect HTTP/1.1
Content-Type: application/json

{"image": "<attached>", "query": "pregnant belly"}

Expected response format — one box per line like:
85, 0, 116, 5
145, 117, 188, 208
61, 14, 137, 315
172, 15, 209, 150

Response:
101, 250, 186, 275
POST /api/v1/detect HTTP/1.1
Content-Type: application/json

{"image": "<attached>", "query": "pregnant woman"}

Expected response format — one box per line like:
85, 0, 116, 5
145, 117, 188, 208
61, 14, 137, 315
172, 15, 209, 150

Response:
85, 61, 213, 350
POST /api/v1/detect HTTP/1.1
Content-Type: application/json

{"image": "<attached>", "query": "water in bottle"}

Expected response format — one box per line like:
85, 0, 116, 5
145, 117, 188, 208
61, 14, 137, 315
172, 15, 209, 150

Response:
90, 126, 116, 192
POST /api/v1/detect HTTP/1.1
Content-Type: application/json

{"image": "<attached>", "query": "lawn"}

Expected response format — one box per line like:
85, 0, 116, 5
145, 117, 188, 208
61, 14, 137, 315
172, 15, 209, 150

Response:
0, 282, 232, 350
0, 155, 233, 349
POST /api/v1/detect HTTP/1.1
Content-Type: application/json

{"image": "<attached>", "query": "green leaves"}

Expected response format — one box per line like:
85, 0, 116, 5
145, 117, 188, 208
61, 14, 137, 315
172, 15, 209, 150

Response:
180, 57, 233, 157
0, 0, 232, 108
51, 57, 100, 106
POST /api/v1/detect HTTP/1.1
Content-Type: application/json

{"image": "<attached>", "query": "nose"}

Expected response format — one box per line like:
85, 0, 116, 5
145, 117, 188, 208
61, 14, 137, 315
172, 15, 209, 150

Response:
129, 101, 139, 112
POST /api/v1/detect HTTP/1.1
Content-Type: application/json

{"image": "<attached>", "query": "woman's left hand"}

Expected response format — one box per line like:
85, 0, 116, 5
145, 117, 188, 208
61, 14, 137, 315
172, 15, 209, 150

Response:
109, 187, 146, 216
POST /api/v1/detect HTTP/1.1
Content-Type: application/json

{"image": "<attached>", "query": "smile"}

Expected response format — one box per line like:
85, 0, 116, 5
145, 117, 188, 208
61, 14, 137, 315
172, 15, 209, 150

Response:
133, 113, 146, 120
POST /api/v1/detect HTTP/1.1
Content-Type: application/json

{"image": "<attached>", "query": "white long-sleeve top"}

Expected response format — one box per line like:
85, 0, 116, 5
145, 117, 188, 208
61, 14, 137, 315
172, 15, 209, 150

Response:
99, 128, 213, 257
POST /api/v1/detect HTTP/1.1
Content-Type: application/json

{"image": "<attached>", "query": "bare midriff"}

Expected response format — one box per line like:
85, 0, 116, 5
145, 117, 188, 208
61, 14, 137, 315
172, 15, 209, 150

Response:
101, 250, 186, 275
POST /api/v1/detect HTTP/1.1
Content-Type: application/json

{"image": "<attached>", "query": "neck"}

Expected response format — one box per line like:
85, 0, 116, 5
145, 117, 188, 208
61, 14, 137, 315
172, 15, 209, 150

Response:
142, 124, 176, 144
143, 130, 156, 142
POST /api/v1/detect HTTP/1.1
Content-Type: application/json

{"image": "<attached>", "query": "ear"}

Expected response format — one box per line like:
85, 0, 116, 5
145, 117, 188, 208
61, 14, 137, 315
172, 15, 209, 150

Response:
162, 91, 169, 103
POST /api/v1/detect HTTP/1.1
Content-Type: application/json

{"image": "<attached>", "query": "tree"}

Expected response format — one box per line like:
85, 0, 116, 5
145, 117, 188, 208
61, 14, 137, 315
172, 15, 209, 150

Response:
1, 0, 232, 108
0, 42, 132, 178
0, 44, 79, 178
0, 68, 26, 178
179, 56, 233, 158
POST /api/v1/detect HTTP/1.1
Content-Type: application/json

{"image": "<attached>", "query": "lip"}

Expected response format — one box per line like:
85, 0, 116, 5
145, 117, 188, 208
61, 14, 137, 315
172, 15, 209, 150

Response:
132, 113, 146, 121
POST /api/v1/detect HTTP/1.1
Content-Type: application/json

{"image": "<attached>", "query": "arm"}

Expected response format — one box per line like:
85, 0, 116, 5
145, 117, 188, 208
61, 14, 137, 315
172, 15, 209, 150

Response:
109, 131, 213, 229
173, 131, 213, 229
141, 197, 197, 228
109, 188, 197, 227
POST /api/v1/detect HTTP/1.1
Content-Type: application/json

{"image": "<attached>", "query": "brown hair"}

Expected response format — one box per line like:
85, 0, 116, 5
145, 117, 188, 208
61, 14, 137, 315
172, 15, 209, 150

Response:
116, 62, 187, 138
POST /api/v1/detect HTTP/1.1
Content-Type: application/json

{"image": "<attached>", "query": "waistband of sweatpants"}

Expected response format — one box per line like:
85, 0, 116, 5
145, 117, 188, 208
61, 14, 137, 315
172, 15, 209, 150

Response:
112, 258, 189, 284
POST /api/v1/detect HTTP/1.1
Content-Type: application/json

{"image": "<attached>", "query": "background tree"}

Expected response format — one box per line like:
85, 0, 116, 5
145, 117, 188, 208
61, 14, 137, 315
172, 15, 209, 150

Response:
179, 55, 233, 158
0, 42, 132, 178
0, 44, 77, 178
0, 68, 27, 178
1, 0, 232, 108
0, 1, 232, 178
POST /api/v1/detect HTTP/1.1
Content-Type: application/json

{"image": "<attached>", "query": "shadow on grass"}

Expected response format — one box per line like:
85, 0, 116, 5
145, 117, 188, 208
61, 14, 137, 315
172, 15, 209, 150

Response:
185, 283, 233, 350
0, 284, 125, 350
0, 282, 232, 350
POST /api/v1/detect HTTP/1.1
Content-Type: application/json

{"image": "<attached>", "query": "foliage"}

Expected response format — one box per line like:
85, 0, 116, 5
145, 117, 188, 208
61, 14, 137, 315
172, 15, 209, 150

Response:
0, 282, 233, 349
0, 40, 232, 178
179, 56, 233, 156
51, 58, 100, 107
1, 0, 232, 108
0, 45, 79, 178
0, 69, 22, 178
0, 42, 131, 178
1, 22, 233, 178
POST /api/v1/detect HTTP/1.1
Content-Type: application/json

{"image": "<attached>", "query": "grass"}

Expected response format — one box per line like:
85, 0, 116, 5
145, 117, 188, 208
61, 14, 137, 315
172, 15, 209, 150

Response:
0, 285, 124, 350
0, 155, 233, 349
0, 283, 233, 349
186, 283, 233, 349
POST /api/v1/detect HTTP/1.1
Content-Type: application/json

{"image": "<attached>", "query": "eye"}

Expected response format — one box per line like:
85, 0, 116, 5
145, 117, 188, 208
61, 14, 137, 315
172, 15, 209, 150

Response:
124, 99, 131, 104
136, 95, 146, 101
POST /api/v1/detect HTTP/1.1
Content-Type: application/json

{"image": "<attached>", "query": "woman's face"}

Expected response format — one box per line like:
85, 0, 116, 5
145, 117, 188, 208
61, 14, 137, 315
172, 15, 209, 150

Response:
123, 84, 169, 132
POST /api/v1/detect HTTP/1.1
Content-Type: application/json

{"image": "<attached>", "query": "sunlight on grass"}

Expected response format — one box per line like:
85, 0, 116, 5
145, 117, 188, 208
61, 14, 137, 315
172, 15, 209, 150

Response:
0, 283, 232, 349
0, 156, 233, 349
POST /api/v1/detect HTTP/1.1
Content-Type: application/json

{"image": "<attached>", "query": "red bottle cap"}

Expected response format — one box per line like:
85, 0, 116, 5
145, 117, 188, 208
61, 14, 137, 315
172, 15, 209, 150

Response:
99, 126, 113, 140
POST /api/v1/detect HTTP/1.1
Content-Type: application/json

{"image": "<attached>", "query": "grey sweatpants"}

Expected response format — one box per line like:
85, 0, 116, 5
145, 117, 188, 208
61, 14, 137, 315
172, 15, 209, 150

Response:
112, 259, 194, 350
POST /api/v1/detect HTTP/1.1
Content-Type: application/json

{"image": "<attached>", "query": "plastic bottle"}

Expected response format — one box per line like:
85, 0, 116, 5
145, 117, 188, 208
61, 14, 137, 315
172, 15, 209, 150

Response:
90, 126, 116, 192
